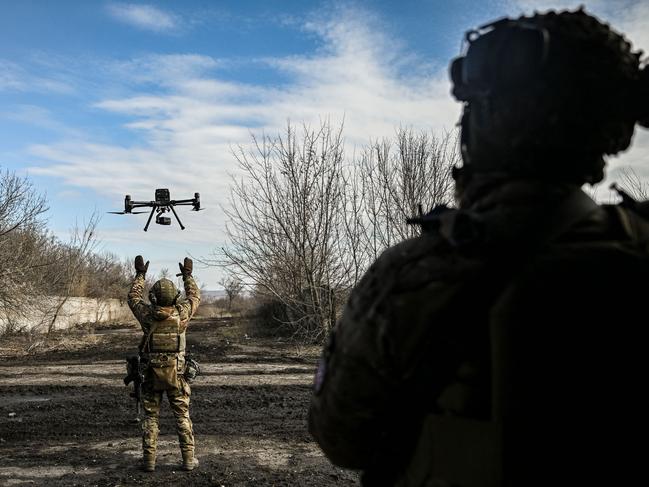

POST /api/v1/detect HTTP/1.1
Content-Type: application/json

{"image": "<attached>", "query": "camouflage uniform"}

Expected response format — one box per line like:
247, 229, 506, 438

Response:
128, 274, 200, 467
309, 181, 649, 486
310, 9, 649, 485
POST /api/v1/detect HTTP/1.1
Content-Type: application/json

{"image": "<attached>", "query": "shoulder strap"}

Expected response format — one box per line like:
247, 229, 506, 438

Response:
139, 320, 160, 353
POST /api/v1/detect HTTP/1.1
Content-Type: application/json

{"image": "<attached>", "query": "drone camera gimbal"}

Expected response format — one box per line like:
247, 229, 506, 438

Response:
156, 215, 172, 226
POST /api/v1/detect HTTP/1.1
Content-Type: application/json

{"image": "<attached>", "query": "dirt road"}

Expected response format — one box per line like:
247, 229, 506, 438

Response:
0, 317, 359, 486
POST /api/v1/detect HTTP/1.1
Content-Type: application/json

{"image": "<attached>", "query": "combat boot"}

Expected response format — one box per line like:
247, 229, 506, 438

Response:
181, 452, 199, 471
142, 453, 156, 472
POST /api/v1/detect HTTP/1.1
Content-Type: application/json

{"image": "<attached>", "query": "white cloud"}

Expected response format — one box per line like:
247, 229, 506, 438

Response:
27, 7, 462, 287
25, 1, 649, 286
107, 3, 179, 32
30, 7, 460, 193
2, 105, 84, 138
110, 54, 220, 86
0, 59, 74, 94
0, 61, 25, 91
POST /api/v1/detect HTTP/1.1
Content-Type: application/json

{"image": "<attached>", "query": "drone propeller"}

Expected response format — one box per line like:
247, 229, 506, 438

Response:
107, 211, 149, 215
191, 208, 205, 211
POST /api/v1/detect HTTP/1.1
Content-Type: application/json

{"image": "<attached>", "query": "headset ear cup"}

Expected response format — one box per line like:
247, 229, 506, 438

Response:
450, 56, 469, 101
149, 291, 157, 305
173, 290, 181, 305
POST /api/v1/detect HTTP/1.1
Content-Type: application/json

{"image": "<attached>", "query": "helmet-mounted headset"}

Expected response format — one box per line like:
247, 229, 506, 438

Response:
450, 18, 550, 102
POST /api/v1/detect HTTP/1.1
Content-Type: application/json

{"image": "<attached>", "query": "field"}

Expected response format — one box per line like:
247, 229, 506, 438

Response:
0, 316, 359, 486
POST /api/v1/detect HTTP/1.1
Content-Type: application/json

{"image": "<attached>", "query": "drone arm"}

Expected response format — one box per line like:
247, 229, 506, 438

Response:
169, 205, 186, 230
171, 196, 200, 212
143, 206, 156, 232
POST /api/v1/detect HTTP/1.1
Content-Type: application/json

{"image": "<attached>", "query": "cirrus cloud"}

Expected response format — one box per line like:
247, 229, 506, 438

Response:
106, 3, 180, 33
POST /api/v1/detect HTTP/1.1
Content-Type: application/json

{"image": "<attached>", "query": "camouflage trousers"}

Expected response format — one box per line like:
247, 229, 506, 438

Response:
141, 380, 194, 458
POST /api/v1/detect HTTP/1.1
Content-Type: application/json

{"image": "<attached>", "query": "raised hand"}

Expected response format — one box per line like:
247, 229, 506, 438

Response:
177, 257, 193, 278
134, 255, 150, 275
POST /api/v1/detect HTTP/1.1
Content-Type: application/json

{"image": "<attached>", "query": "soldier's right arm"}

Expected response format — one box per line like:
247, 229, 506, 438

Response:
128, 273, 150, 324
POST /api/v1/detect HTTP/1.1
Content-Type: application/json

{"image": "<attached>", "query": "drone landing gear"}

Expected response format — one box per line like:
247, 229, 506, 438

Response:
169, 205, 186, 231
143, 206, 156, 232
142, 205, 186, 232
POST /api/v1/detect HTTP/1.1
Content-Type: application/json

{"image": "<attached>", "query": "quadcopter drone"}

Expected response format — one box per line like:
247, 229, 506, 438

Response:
109, 188, 202, 231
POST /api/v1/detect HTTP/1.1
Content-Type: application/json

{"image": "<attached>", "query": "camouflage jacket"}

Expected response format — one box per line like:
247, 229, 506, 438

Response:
308, 181, 649, 485
128, 274, 201, 340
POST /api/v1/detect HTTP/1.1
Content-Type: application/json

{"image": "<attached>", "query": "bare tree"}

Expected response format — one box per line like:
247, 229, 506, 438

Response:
0, 169, 48, 331
0, 169, 134, 335
219, 276, 244, 311
217, 123, 458, 341
0, 169, 48, 239
360, 128, 459, 259
221, 122, 353, 340
617, 167, 649, 200
45, 214, 100, 335
84, 253, 132, 300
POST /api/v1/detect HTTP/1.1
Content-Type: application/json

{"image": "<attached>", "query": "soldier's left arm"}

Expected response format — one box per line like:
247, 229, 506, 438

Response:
178, 275, 201, 326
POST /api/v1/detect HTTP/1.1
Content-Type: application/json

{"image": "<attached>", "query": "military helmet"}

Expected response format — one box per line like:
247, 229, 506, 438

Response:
149, 278, 180, 307
450, 8, 648, 184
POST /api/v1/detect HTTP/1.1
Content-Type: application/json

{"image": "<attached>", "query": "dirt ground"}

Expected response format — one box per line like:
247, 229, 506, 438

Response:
0, 317, 360, 486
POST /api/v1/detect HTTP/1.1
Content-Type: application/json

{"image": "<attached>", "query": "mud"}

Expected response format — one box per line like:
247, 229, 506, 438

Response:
0, 318, 359, 486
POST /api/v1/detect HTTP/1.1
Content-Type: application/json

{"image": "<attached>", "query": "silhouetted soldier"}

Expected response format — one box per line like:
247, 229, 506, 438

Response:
128, 255, 200, 472
309, 8, 649, 486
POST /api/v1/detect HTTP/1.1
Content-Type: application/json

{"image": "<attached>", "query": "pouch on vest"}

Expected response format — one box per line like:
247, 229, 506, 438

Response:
149, 332, 181, 352
147, 353, 180, 391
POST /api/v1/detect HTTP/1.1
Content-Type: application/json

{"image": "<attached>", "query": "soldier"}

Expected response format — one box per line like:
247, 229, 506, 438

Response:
309, 8, 649, 487
128, 255, 201, 472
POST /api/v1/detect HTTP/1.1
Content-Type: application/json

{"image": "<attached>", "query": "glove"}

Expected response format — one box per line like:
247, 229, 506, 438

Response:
177, 257, 193, 278
134, 255, 149, 275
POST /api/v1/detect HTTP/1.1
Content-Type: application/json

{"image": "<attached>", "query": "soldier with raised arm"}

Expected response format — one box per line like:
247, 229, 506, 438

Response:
128, 255, 201, 472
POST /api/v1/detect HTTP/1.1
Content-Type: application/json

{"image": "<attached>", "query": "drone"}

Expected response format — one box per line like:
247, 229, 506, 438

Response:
109, 188, 202, 231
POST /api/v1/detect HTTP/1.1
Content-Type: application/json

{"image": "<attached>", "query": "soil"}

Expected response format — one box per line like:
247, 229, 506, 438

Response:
0, 317, 360, 486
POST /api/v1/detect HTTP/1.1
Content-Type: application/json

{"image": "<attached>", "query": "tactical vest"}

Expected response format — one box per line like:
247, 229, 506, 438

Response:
394, 202, 649, 486
141, 306, 186, 391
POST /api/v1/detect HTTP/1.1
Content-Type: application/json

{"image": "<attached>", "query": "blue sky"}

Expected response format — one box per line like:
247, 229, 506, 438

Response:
2, 0, 648, 289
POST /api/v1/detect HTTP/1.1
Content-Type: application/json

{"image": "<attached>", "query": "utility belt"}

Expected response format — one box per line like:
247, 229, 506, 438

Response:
144, 351, 182, 368
140, 351, 201, 390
